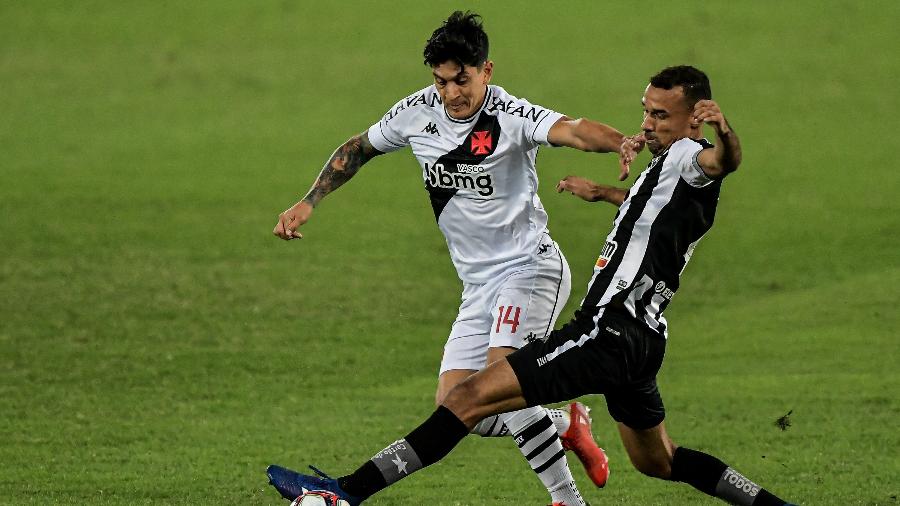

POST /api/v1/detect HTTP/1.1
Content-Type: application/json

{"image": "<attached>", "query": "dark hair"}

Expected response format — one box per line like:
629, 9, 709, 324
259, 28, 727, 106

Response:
649, 65, 712, 106
423, 11, 489, 69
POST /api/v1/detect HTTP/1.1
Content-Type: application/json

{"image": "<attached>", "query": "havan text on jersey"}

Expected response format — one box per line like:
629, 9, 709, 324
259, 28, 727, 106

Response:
380, 89, 551, 124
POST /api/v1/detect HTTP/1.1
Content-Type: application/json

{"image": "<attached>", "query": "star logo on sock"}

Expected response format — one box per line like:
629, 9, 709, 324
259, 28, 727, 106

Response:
391, 454, 409, 474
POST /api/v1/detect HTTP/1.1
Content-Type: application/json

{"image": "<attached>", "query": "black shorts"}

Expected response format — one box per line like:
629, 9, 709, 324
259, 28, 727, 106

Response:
506, 310, 667, 430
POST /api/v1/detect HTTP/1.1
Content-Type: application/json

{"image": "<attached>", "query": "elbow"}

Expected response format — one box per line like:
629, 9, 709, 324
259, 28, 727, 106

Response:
704, 162, 736, 180
725, 147, 742, 173
724, 154, 742, 175
714, 152, 742, 178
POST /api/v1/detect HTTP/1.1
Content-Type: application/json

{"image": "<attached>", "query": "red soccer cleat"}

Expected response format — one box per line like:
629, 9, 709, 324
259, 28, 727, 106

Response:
560, 402, 609, 488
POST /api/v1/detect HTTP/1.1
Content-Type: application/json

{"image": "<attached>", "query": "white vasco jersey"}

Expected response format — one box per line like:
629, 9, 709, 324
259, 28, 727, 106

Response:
367, 84, 563, 284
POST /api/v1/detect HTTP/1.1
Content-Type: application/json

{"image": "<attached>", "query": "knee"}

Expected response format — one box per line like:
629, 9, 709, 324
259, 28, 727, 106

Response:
442, 378, 490, 427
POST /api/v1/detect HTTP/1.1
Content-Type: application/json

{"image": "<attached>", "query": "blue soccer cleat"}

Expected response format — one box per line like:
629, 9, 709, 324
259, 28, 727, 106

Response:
267, 464, 363, 506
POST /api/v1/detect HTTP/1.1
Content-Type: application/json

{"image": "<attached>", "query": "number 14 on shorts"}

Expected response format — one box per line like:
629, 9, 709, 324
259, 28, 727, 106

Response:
495, 305, 521, 333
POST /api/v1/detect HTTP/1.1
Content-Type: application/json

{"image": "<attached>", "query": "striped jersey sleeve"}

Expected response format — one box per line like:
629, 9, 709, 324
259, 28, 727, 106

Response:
669, 137, 714, 188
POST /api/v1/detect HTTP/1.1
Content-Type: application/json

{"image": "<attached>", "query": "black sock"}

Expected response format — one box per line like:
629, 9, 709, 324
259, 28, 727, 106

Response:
338, 405, 469, 499
670, 446, 791, 505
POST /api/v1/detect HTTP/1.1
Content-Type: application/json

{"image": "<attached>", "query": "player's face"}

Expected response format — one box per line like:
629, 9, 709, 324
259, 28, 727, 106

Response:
432, 60, 493, 119
641, 85, 695, 155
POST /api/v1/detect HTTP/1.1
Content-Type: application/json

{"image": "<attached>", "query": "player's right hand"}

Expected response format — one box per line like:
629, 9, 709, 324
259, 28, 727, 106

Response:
273, 201, 313, 240
617, 134, 645, 181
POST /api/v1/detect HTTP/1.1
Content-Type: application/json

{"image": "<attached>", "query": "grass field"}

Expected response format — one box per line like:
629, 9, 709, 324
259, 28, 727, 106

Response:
1, 1, 898, 504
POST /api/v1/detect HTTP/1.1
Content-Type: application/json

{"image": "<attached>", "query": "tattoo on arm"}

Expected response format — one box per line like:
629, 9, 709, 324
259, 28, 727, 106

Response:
302, 132, 383, 207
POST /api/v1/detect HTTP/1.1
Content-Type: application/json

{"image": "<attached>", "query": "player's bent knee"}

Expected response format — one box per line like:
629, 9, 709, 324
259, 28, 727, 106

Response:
436, 370, 476, 407
442, 378, 492, 427
434, 384, 452, 407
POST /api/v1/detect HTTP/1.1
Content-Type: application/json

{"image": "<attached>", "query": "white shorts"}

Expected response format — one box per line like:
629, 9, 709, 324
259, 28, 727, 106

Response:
439, 236, 571, 374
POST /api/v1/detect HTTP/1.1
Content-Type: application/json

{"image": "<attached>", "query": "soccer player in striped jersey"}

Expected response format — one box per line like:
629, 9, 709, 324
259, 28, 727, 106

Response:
270, 11, 634, 506
268, 66, 797, 505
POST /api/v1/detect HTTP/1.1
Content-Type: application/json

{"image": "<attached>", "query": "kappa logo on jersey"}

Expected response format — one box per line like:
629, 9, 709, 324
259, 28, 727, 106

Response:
424, 162, 494, 196
595, 240, 618, 269
422, 122, 440, 136
470, 130, 492, 155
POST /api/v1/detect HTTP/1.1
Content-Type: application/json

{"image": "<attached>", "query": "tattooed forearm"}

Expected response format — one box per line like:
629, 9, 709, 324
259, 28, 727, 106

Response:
302, 132, 383, 207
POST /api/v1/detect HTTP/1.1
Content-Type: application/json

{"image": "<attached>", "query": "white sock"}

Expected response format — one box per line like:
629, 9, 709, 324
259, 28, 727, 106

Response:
472, 414, 510, 437
501, 406, 585, 506
472, 407, 570, 437
548, 407, 571, 436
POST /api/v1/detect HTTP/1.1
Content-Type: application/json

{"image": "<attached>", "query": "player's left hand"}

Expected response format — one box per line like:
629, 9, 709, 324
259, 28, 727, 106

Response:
557, 175, 601, 202
693, 100, 729, 135
618, 134, 645, 181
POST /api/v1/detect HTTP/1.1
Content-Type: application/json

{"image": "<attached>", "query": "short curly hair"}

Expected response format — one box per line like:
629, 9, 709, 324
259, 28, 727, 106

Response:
650, 66, 712, 107
423, 11, 489, 69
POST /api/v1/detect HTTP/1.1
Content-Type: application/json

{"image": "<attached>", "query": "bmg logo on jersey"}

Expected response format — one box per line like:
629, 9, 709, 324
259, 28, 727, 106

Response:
424, 162, 494, 196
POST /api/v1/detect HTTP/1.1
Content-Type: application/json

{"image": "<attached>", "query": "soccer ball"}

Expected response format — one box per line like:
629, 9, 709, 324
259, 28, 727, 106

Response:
289, 490, 350, 506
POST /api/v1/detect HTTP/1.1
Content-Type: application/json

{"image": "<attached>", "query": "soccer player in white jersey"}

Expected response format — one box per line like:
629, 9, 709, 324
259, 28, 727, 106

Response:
270, 11, 635, 506
268, 66, 798, 506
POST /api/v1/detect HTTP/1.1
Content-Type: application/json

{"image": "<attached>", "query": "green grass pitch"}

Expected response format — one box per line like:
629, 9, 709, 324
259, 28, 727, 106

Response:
1, 1, 898, 504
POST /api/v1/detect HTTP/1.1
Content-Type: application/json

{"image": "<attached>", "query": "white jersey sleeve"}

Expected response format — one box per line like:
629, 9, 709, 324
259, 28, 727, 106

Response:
668, 137, 714, 188
367, 100, 409, 153
366, 87, 437, 154
528, 104, 563, 147
501, 95, 563, 148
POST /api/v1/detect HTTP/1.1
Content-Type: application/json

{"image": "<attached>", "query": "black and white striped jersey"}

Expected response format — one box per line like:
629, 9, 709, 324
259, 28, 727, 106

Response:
366, 85, 563, 284
575, 137, 721, 339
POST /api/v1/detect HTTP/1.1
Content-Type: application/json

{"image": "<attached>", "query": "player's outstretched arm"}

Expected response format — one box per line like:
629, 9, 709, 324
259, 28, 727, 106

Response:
694, 100, 742, 179
548, 118, 645, 181
547, 116, 624, 154
556, 175, 628, 207
273, 132, 384, 240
